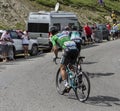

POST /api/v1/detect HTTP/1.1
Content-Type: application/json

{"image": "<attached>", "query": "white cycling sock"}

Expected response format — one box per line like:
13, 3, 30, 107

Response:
63, 80, 69, 87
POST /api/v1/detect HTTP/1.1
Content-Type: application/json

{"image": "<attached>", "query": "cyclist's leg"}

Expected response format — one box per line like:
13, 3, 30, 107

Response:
68, 48, 79, 72
60, 49, 69, 88
52, 45, 58, 60
60, 47, 79, 87
60, 64, 67, 81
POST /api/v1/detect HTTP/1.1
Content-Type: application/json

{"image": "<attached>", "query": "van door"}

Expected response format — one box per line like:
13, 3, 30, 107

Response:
28, 22, 49, 45
27, 13, 50, 47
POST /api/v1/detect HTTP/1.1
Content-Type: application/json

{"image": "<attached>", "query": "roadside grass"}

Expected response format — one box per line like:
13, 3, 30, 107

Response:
33, 0, 120, 24
1, 0, 120, 29
35, 0, 120, 12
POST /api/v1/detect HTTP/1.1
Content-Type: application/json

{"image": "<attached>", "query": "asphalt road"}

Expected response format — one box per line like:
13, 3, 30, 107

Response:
0, 39, 120, 111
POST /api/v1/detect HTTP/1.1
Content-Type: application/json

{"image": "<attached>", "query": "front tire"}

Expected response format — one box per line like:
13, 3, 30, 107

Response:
30, 45, 38, 56
75, 72, 90, 102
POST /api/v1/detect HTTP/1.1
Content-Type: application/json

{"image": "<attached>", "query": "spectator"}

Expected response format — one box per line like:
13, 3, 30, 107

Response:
106, 22, 111, 35
91, 23, 97, 42
117, 23, 120, 38
111, 23, 119, 39
7, 36, 14, 61
106, 22, 111, 31
83, 23, 92, 44
98, 0, 105, 6
111, 10, 117, 24
21, 31, 30, 59
0, 30, 13, 62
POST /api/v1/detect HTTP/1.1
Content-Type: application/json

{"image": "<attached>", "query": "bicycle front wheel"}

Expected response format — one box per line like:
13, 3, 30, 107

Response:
56, 68, 65, 95
75, 72, 90, 102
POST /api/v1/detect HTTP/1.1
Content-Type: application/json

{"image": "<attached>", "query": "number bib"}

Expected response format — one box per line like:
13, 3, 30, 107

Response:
64, 41, 76, 49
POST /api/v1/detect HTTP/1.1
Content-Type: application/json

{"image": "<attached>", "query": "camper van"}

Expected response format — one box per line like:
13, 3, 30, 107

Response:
26, 10, 81, 50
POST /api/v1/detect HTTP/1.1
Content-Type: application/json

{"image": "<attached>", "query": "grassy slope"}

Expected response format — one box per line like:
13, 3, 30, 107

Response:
35, 0, 120, 25
0, 0, 120, 29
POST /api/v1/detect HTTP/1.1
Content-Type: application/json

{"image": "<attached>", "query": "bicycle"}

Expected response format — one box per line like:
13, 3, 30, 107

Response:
55, 56, 90, 102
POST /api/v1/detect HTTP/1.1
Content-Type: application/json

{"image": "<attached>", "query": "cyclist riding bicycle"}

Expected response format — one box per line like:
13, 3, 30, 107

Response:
69, 25, 82, 55
50, 26, 79, 89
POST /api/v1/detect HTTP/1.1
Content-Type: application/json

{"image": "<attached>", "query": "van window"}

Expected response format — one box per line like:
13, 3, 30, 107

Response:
53, 23, 61, 31
28, 23, 49, 33
68, 23, 74, 27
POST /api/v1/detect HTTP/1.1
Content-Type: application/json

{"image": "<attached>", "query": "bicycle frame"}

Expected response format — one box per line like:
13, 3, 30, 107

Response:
66, 64, 77, 90
56, 56, 90, 102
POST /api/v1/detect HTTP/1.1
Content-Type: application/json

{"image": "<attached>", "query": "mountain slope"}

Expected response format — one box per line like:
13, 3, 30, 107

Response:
0, 0, 120, 29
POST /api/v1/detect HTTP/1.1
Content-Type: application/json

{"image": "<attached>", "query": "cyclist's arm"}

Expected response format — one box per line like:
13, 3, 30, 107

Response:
51, 35, 59, 58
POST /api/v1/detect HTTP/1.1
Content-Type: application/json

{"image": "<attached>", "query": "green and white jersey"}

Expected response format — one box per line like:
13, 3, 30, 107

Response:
51, 31, 72, 49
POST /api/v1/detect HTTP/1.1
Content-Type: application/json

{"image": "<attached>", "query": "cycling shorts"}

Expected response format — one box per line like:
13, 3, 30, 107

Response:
60, 47, 79, 65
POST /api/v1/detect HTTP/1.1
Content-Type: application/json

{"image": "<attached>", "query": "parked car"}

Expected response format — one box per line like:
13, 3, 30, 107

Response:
0, 30, 39, 59
94, 24, 110, 42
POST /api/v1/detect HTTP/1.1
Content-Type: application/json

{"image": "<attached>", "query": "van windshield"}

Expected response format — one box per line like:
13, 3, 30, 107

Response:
28, 23, 49, 33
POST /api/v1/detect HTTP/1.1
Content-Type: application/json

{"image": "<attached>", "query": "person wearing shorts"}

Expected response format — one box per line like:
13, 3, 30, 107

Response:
50, 26, 79, 89
84, 23, 92, 44
21, 31, 30, 58
0, 30, 11, 62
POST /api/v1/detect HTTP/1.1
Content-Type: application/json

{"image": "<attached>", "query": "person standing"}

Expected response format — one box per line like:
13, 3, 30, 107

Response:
83, 23, 92, 44
111, 10, 117, 24
91, 23, 97, 43
21, 31, 30, 59
0, 30, 13, 62
98, 0, 105, 6
106, 22, 111, 36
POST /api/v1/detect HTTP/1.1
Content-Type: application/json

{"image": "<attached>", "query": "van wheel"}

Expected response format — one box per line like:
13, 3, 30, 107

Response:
107, 36, 110, 41
48, 41, 53, 51
30, 45, 38, 56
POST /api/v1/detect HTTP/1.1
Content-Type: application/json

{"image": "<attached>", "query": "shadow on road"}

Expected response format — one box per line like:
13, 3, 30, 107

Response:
87, 95, 120, 107
87, 72, 115, 78
82, 43, 99, 50
0, 52, 47, 72
82, 61, 98, 65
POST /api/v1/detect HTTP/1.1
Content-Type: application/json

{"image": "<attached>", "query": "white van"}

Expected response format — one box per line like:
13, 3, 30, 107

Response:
26, 10, 81, 50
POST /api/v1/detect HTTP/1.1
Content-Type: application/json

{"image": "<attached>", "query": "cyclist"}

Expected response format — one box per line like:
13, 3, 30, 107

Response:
50, 26, 79, 89
69, 26, 83, 82
69, 25, 82, 55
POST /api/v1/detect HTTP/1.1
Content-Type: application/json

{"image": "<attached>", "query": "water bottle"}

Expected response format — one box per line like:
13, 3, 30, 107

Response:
69, 71, 74, 86
69, 71, 73, 79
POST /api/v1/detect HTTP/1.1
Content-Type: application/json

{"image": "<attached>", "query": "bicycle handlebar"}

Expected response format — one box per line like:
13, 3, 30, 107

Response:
53, 57, 61, 65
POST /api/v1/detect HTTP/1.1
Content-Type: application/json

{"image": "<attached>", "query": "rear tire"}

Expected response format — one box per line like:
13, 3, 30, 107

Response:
75, 72, 90, 102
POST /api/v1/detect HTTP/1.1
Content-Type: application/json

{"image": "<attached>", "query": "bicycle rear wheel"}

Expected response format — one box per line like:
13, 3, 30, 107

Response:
75, 72, 90, 102
56, 68, 65, 95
